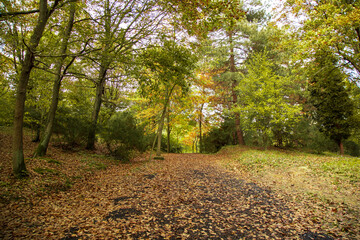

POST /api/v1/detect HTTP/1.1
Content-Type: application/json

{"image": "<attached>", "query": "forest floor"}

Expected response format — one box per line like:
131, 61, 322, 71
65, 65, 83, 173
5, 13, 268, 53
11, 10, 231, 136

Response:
0, 128, 359, 239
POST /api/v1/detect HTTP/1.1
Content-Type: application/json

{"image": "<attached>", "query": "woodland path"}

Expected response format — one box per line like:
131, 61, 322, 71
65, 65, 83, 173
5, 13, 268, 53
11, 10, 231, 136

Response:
2, 153, 334, 239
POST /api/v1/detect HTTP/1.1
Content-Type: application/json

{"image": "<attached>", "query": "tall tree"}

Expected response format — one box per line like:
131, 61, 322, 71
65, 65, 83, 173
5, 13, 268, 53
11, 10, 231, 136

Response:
139, 39, 196, 158
308, 51, 354, 155
34, 1, 77, 157
236, 51, 301, 148
85, 0, 162, 150
286, 0, 360, 76
9, 0, 62, 177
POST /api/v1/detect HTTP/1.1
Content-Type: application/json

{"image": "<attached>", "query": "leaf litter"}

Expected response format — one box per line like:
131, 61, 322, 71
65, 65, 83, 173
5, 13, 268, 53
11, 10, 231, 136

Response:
0, 133, 359, 239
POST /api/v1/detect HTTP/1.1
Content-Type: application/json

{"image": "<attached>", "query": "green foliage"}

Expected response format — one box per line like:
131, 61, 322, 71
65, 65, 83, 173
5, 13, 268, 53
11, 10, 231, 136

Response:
138, 39, 197, 95
51, 78, 94, 147
322, 158, 360, 183
236, 51, 301, 147
308, 52, 354, 146
54, 105, 91, 147
286, 0, 360, 74
203, 117, 236, 153
343, 141, 360, 157
100, 111, 148, 161
0, 89, 14, 126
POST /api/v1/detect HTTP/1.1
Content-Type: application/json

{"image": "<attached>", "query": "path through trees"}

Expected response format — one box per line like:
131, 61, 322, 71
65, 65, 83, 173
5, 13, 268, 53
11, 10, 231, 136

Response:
1, 153, 335, 239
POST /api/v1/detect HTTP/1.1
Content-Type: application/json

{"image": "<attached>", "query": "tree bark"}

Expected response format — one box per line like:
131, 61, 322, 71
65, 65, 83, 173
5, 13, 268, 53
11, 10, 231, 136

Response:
166, 106, 171, 153
228, 30, 245, 145
156, 86, 170, 157
13, 0, 51, 177
199, 103, 204, 153
86, 65, 108, 150
86, 0, 111, 150
34, 2, 76, 157
339, 140, 344, 155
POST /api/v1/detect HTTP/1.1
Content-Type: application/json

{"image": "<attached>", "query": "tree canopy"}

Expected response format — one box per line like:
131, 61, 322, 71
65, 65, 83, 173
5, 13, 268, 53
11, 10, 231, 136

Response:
1, 0, 360, 176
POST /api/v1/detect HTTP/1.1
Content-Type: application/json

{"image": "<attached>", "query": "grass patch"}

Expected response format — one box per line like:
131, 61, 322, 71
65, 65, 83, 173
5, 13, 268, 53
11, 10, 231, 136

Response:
219, 146, 360, 210
322, 158, 360, 183
232, 149, 359, 184
219, 146, 360, 238
46, 159, 62, 165
33, 167, 59, 175
81, 159, 107, 171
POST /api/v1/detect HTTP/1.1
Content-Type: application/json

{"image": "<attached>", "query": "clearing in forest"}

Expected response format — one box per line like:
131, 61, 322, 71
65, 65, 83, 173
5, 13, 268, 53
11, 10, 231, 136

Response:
1, 145, 359, 239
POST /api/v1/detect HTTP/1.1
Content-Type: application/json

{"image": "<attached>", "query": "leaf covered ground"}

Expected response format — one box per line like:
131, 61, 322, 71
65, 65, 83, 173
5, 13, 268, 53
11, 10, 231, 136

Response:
0, 130, 359, 239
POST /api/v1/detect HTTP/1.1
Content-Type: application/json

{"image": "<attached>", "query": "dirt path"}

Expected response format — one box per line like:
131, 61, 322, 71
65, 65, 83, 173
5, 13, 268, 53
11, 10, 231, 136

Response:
1, 153, 335, 239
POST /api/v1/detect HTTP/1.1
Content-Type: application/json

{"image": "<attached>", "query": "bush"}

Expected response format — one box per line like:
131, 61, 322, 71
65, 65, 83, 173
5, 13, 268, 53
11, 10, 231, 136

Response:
203, 117, 236, 153
101, 111, 148, 160
53, 105, 91, 147
344, 140, 360, 157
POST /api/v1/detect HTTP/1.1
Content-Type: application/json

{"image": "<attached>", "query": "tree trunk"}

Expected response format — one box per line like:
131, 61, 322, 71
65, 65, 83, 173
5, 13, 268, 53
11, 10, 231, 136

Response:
339, 140, 344, 155
86, 0, 111, 150
34, 2, 76, 157
199, 103, 204, 153
86, 65, 107, 150
166, 107, 171, 153
228, 30, 245, 145
156, 110, 166, 156
13, 0, 51, 177
156, 86, 170, 157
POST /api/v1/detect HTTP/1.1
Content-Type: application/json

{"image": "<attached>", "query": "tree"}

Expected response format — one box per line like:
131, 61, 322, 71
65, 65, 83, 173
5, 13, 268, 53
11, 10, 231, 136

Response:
34, 1, 77, 157
308, 51, 354, 155
286, 0, 360, 76
85, 0, 162, 150
10, 0, 63, 177
196, 0, 265, 146
236, 51, 301, 148
138, 39, 196, 159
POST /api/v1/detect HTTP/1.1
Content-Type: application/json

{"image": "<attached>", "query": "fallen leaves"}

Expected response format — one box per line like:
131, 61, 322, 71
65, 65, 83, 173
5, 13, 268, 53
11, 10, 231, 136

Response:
1, 132, 359, 239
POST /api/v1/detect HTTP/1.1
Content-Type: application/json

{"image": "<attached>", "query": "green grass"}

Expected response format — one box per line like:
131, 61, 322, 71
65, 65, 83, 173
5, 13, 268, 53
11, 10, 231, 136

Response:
46, 159, 62, 165
232, 149, 360, 183
322, 158, 360, 183
81, 159, 107, 171
33, 167, 59, 175
220, 146, 360, 214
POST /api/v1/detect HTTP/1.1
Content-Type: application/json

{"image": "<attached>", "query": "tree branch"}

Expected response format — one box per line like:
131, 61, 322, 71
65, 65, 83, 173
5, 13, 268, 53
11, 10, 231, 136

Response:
0, 10, 39, 18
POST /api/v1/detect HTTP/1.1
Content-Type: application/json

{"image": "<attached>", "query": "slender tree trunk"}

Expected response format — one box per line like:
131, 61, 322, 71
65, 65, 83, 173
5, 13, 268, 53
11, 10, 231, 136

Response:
166, 107, 171, 153
34, 2, 76, 157
199, 103, 204, 153
156, 86, 170, 157
13, 0, 51, 177
228, 30, 245, 145
156, 110, 166, 156
339, 140, 344, 155
86, 0, 111, 150
86, 65, 107, 150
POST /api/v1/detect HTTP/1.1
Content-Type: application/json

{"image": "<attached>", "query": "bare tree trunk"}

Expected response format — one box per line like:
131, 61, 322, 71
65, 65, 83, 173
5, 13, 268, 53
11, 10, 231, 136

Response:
86, 0, 111, 150
34, 2, 76, 157
339, 140, 344, 155
156, 86, 169, 157
156, 109, 166, 156
13, 0, 53, 177
86, 65, 107, 150
166, 107, 171, 153
199, 103, 204, 153
228, 30, 245, 145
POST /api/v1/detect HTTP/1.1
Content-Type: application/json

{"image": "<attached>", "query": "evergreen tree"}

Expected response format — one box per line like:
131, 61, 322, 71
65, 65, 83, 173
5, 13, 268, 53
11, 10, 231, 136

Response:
309, 52, 354, 155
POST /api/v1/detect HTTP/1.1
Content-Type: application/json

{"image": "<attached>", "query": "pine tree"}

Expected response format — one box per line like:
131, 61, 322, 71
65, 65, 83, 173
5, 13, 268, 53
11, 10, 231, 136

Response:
309, 52, 354, 155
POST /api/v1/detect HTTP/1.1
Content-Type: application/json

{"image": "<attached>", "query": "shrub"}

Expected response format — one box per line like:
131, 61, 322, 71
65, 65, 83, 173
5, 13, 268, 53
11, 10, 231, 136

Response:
203, 117, 236, 153
101, 111, 148, 160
